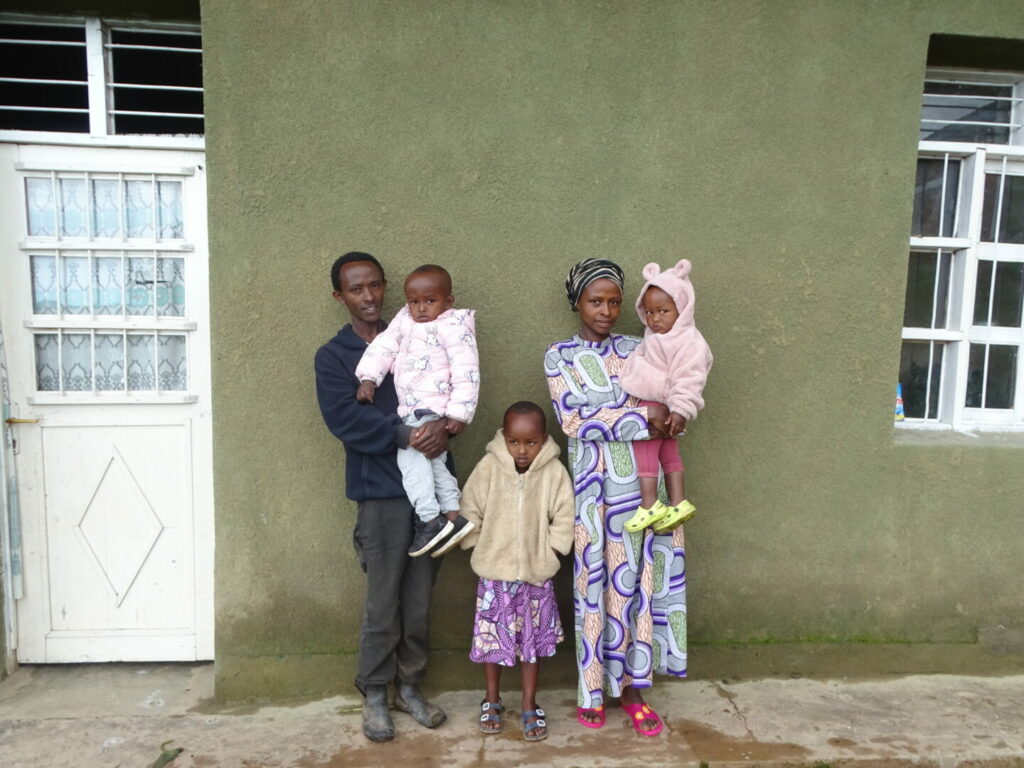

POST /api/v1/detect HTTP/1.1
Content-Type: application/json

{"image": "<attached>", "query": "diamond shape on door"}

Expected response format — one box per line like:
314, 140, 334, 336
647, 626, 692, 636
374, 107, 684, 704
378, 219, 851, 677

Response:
75, 445, 165, 606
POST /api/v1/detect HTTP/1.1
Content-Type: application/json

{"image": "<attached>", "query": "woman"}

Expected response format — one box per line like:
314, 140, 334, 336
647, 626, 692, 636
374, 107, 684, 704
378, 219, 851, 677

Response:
544, 258, 687, 736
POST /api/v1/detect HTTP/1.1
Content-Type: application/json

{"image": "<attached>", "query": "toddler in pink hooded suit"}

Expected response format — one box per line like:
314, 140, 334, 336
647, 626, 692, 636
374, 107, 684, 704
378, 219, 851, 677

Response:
618, 258, 713, 532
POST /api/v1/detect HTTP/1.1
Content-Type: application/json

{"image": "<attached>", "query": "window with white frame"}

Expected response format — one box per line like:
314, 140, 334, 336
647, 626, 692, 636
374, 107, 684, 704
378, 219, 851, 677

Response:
0, 16, 203, 136
899, 67, 1024, 430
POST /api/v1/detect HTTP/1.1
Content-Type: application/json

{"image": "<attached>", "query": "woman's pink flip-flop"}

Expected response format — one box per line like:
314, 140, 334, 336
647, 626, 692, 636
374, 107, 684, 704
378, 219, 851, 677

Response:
621, 701, 664, 736
576, 705, 605, 729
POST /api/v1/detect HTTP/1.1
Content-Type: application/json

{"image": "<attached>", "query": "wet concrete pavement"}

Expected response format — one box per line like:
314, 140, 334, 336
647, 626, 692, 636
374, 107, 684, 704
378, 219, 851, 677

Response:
1, 663, 1023, 767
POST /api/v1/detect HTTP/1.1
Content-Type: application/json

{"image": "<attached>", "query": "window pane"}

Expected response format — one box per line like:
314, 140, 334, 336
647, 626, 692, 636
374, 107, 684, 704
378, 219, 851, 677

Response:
158, 334, 187, 390
981, 174, 1024, 244
25, 178, 56, 236
899, 341, 943, 419
911, 158, 959, 237
920, 81, 1012, 144
156, 257, 186, 316
94, 334, 125, 391
91, 179, 121, 237
61, 333, 92, 391
59, 178, 87, 236
109, 29, 203, 136
34, 334, 59, 391
157, 181, 184, 238
93, 256, 124, 315
30, 254, 58, 313
124, 180, 154, 238
126, 334, 156, 391
0, 22, 89, 133
61, 255, 91, 314
126, 257, 156, 315
973, 261, 1024, 328
904, 250, 951, 328
966, 343, 1018, 409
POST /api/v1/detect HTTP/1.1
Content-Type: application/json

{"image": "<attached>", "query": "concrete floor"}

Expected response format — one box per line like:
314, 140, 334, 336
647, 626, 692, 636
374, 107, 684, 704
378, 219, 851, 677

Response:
1, 663, 1024, 767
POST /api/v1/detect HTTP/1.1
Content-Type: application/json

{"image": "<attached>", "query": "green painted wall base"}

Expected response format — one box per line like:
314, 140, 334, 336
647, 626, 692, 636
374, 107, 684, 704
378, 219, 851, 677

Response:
215, 637, 1024, 703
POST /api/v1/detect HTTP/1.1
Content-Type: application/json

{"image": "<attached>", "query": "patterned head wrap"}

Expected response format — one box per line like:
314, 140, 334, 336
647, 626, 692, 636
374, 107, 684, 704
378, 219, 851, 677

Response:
565, 258, 625, 311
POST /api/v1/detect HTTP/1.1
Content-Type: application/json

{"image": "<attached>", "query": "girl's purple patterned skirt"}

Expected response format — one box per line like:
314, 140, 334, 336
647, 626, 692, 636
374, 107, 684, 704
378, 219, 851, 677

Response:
469, 577, 564, 666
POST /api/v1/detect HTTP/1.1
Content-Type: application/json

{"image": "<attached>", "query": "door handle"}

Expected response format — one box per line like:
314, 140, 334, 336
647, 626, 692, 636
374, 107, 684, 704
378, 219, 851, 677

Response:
4, 418, 39, 424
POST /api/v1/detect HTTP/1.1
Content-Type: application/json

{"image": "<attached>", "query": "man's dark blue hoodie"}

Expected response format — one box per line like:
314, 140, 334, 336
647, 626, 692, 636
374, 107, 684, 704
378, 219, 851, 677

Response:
315, 324, 407, 501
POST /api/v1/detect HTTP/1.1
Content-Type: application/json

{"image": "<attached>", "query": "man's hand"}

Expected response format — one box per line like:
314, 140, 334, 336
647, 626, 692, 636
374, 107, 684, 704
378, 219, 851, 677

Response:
445, 417, 466, 436
409, 418, 449, 459
667, 412, 687, 436
356, 380, 376, 403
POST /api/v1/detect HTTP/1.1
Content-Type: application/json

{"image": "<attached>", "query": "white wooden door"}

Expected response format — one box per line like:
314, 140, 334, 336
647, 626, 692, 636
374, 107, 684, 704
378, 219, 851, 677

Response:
0, 142, 213, 662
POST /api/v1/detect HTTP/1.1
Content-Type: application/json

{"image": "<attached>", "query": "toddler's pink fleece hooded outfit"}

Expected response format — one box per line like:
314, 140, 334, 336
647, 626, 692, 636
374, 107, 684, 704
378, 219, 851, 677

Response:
619, 258, 713, 478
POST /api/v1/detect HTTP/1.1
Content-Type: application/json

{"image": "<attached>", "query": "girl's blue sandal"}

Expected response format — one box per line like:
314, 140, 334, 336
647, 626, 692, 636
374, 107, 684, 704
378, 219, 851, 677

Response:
479, 699, 503, 734
521, 707, 548, 741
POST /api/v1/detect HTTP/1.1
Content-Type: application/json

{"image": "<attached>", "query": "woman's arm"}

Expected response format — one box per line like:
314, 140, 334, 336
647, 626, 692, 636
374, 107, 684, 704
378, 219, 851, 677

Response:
544, 343, 650, 442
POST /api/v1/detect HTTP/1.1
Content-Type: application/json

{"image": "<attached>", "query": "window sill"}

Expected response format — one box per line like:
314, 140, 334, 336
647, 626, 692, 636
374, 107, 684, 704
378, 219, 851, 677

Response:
894, 424, 1024, 448
0, 130, 204, 151
28, 393, 197, 405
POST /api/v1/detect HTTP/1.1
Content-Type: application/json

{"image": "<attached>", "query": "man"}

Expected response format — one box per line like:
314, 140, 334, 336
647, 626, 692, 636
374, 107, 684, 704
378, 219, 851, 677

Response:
315, 251, 450, 742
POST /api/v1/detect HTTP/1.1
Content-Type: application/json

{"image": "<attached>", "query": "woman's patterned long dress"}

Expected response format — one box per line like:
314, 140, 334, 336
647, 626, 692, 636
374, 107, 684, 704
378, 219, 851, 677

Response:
545, 334, 687, 709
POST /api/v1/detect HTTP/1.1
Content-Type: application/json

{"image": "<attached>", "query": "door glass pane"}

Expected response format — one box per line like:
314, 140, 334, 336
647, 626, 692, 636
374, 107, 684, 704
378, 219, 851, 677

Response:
59, 178, 87, 236
125, 256, 156, 315
981, 174, 1024, 244
156, 257, 185, 316
61, 255, 91, 314
157, 181, 184, 238
973, 261, 1024, 328
61, 333, 92, 391
124, 180, 154, 238
94, 334, 125, 391
904, 250, 951, 328
158, 334, 187, 390
911, 158, 959, 238
966, 343, 1018, 409
126, 334, 156, 390
92, 256, 124, 315
899, 341, 943, 419
25, 177, 56, 236
91, 179, 121, 237
30, 254, 58, 313
34, 334, 59, 391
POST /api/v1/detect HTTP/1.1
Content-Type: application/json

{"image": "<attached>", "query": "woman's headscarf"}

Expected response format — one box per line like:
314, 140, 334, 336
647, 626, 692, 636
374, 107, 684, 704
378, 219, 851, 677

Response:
565, 258, 625, 311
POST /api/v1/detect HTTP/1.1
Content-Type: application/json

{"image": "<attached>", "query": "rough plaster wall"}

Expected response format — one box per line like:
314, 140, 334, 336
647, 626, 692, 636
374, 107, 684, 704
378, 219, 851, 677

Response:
201, 0, 1024, 698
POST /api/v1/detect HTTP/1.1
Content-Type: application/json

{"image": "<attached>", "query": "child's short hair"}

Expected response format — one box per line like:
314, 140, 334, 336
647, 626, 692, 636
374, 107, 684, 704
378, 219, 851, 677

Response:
407, 264, 452, 294
504, 401, 546, 431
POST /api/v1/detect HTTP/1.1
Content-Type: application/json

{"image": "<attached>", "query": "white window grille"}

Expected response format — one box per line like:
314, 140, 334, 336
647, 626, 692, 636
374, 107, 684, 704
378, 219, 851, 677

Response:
899, 68, 1024, 430
21, 167, 198, 402
0, 15, 202, 137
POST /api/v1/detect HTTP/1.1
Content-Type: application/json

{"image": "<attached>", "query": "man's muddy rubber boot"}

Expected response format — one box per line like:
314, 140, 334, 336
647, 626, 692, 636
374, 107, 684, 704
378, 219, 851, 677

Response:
394, 682, 447, 728
362, 685, 394, 742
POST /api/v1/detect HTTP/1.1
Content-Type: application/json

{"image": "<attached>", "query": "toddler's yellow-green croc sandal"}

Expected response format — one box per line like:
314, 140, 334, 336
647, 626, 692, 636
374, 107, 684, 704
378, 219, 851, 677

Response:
624, 500, 671, 532
652, 499, 696, 534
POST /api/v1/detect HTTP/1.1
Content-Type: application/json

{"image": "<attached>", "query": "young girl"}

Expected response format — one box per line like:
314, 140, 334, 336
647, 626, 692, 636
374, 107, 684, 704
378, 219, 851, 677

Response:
459, 402, 574, 742
618, 258, 713, 533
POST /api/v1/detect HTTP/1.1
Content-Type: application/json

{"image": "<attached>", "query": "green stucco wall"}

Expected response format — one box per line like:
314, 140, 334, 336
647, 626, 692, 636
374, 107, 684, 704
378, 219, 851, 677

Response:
201, 0, 1024, 700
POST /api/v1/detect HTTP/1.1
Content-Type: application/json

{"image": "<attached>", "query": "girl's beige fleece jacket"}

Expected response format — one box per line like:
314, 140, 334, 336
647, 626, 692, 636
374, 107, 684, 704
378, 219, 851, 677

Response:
459, 428, 575, 585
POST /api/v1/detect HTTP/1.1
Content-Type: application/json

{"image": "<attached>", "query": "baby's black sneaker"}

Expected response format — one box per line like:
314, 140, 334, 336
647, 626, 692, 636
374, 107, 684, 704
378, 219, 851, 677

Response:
430, 515, 476, 557
408, 516, 453, 557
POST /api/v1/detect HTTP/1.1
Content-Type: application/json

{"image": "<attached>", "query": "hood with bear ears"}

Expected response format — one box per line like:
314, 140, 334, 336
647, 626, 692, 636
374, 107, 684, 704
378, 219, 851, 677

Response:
633, 258, 697, 333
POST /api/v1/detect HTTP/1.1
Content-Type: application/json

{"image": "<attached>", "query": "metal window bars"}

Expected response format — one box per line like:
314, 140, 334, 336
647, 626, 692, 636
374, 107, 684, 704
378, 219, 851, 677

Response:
0, 16, 202, 135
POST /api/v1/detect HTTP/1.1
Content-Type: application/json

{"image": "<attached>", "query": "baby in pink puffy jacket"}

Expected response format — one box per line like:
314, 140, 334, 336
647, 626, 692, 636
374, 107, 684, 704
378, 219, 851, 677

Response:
617, 258, 713, 535
356, 264, 480, 558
